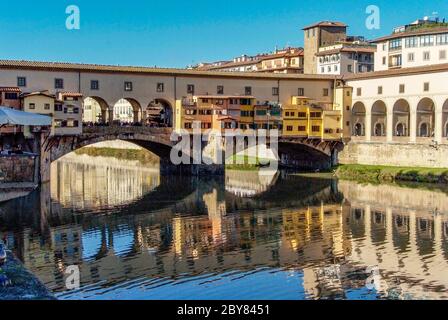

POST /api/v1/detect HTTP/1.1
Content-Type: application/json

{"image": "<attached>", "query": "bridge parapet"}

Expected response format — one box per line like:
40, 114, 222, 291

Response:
82, 126, 173, 136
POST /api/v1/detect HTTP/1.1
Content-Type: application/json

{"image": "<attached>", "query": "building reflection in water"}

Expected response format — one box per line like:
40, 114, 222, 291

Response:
0, 152, 448, 300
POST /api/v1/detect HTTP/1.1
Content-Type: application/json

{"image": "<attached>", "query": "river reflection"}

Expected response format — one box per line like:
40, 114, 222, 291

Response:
1, 152, 448, 300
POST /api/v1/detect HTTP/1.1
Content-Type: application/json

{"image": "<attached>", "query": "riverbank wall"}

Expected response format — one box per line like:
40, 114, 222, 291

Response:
339, 141, 448, 168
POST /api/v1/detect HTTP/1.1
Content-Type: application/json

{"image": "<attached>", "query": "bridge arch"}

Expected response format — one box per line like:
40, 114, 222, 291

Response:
393, 99, 410, 137
351, 101, 366, 136
83, 96, 110, 123
417, 98, 435, 137
112, 98, 143, 124
371, 100, 387, 137
442, 99, 448, 137
146, 99, 173, 127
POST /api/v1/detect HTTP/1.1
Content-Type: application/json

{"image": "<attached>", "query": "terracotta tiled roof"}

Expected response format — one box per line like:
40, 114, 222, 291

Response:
0, 87, 21, 93
59, 92, 83, 98
302, 21, 347, 30
0, 59, 335, 80
20, 91, 55, 98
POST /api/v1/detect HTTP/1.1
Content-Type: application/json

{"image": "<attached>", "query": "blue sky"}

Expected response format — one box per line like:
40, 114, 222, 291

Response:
1, 0, 447, 68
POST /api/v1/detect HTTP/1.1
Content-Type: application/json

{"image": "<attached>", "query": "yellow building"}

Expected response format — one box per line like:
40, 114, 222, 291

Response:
282, 96, 312, 137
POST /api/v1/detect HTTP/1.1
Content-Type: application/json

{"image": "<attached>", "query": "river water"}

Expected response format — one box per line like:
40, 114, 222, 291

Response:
1, 150, 448, 300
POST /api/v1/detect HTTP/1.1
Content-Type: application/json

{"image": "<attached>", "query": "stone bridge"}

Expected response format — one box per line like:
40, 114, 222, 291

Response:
38, 126, 344, 182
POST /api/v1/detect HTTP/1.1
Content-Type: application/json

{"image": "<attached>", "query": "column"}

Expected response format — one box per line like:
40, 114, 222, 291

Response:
133, 110, 140, 123
365, 111, 372, 142
410, 108, 417, 143
435, 110, 443, 144
108, 109, 114, 125
387, 111, 394, 143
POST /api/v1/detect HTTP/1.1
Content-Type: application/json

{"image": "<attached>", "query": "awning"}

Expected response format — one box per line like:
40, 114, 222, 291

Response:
0, 107, 52, 126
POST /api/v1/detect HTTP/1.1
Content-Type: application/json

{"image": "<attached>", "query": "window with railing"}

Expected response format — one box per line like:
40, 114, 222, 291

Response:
389, 39, 402, 50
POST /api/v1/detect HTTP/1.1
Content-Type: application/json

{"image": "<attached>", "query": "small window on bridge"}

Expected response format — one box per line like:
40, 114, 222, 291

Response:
157, 83, 164, 92
91, 80, 99, 90
124, 82, 133, 92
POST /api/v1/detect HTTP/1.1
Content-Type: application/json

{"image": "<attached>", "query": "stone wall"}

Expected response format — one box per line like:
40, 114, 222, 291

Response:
339, 141, 448, 168
0, 155, 37, 183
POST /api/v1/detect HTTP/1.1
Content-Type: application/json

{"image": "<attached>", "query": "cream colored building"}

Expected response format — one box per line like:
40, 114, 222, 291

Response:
317, 44, 375, 75
374, 18, 448, 71
21, 91, 83, 136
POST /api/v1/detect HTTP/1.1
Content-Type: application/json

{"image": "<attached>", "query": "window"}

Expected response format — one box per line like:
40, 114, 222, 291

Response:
420, 35, 434, 47
185, 109, 196, 115
55, 78, 64, 89
382, 57, 386, 65
272, 87, 279, 96
91, 80, 99, 90
298, 126, 306, 131
378, 86, 383, 94
347, 65, 353, 73
399, 84, 405, 93
124, 81, 133, 91
187, 84, 195, 95
408, 52, 415, 62
54, 104, 63, 112
323, 88, 329, 96
423, 51, 430, 61
298, 88, 305, 96
321, 67, 325, 73
44, 103, 50, 110
217, 85, 224, 95
157, 83, 164, 92
17, 77, 27, 87
389, 39, 402, 50
245, 86, 252, 96
29, 103, 35, 110
4, 93, 18, 100
440, 50, 447, 60
286, 126, 293, 131
298, 112, 307, 118
356, 88, 362, 96
311, 126, 321, 132
405, 37, 419, 48
424, 82, 430, 92
437, 33, 448, 45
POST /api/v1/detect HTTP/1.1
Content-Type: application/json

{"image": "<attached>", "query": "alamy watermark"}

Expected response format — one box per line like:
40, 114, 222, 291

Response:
65, 265, 80, 290
169, 123, 279, 173
66, 5, 80, 30
365, 5, 381, 30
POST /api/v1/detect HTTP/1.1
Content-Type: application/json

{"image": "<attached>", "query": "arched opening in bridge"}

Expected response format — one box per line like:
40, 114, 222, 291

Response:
351, 102, 366, 136
83, 97, 109, 124
50, 140, 162, 210
393, 99, 410, 137
417, 98, 435, 138
146, 99, 173, 127
113, 98, 142, 124
371, 100, 387, 137
443, 99, 448, 138
278, 142, 332, 171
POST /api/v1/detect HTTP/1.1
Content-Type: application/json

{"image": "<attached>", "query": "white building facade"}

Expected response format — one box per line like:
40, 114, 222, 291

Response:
374, 20, 448, 71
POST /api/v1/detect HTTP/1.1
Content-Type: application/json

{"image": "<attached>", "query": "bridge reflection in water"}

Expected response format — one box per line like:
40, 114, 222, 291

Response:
0, 153, 448, 300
